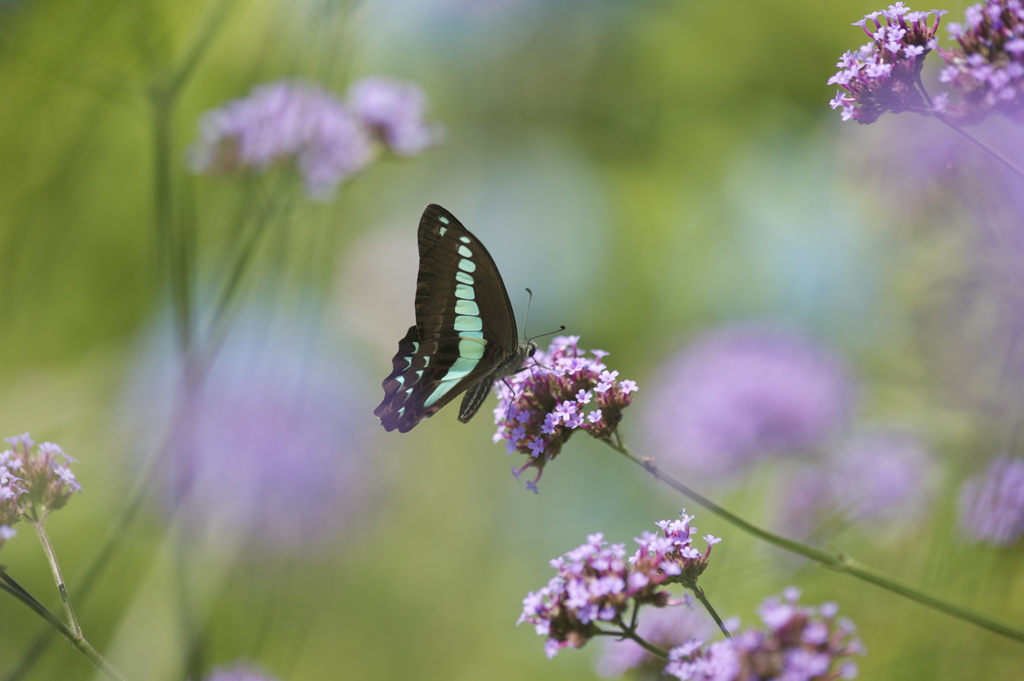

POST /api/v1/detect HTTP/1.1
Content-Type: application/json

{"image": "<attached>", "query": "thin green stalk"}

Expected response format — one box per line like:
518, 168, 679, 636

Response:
148, 0, 238, 358
592, 622, 670, 660
30, 521, 80, 637
204, 197, 279, 359
605, 437, 1024, 644
149, 93, 190, 357
0, 570, 125, 681
689, 585, 730, 639
162, 0, 238, 101
618, 628, 669, 659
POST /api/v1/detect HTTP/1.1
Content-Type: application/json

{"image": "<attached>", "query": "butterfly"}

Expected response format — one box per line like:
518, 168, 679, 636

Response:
375, 204, 536, 432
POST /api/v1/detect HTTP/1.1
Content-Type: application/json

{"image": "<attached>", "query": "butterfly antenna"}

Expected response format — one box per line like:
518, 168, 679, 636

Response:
522, 288, 534, 339
528, 325, 566, 345
522, 288, 565, 343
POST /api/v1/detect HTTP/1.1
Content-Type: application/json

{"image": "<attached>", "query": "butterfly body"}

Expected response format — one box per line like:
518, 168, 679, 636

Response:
375, 204, 535, 433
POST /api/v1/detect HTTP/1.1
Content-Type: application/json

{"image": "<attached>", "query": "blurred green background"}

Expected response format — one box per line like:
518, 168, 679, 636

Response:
1, 0, 1022, 679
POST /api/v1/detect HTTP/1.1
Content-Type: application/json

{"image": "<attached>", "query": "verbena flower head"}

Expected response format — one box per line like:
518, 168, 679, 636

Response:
958, 456, 1024, 545
348, 77, 443, 156
596, 601, 714, 678
665, 589, 864, 681
630, 512, 721, 590
191, 80, 374, 199
829, 4, 947, 124
518, 513, 719, 659
938, 0, 1024, 123
643, 326, 854, 480
493, 336, 638, 493
0, 434, 81, 531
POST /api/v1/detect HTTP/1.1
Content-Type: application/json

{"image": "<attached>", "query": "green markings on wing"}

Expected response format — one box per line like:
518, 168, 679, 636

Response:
422, 236, 491, 408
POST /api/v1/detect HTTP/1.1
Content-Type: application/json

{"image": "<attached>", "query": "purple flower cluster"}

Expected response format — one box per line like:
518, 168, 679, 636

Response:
958, 456, 1024, 545
665, 589, 863, 681
191, 77, 440, 199
938, 0, 1024, 122
0, 433, 81, 540
492, 336, 638, 493
0, 444, 21, 541
348, 77, 441, 156
632, 514, 722, 590
642, 327, 854, 480
829, 4, 947, 124
518, 513, 720, 659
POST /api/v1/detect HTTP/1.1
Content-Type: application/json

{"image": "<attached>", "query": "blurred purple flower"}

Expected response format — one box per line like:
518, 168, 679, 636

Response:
595, 603, 714, 678
958, 456, 1024, 545
348, 77, 443, 156
665, 588, 864, 681
775, 428, 936, 538
938, 0, 1024, 124
773, 465, 835, 540
830, 428, 935, 523
829, 5, 947, 124
191, 80, 374, 199
121, 303, 378, 554
642, 326, 855, 480
199, 662, 280, 681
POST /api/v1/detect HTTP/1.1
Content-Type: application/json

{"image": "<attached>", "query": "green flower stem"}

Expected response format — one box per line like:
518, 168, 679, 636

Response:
148, 0, 239, 359
204, 188, 292, 365
605, 436, 1024, 644
0, 570, 126, 681
689, 585, 730, 639
30, 521, 80, 637
593, 623, 670, 660
149, 91, 190, 357
619, 628, 670, 659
